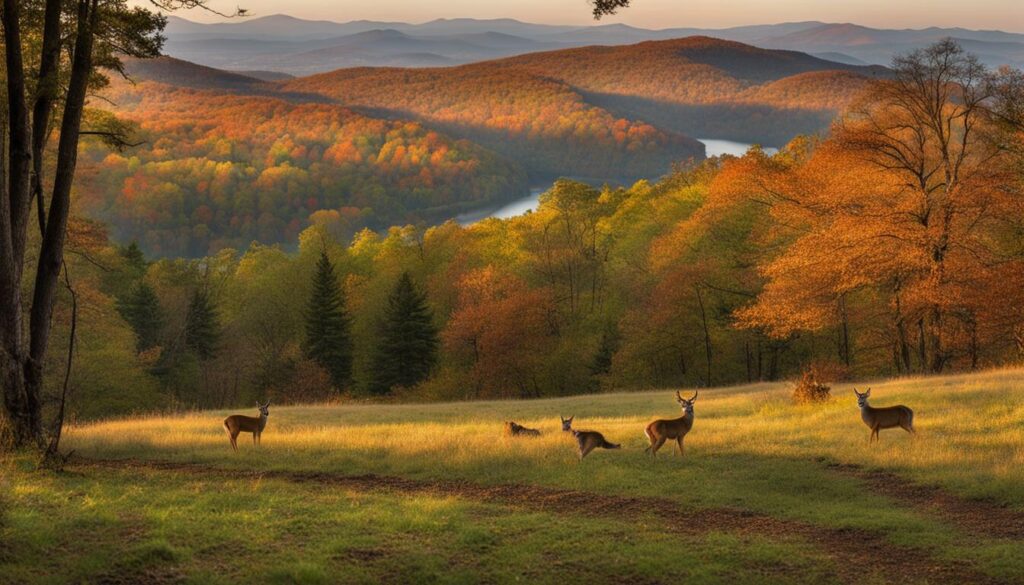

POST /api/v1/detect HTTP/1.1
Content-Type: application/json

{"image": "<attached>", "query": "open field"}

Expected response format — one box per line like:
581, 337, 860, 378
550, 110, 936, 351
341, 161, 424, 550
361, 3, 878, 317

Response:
3, 369, 1024, 583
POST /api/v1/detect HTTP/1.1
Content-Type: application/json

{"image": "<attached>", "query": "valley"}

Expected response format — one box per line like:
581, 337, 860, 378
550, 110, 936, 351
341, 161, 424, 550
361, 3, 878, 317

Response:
83, 38, 877, 257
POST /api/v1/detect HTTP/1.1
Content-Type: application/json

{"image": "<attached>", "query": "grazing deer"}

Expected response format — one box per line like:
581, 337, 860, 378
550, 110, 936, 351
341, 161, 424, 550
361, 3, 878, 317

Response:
560, 415, 620, 459
223, 401, 270, 452
644, 391, 697, 457
505, 421, 541, 437
853, 388, 914, 442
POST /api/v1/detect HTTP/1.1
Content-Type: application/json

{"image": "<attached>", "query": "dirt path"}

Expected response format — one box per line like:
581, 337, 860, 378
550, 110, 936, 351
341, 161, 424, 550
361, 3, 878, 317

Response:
69, 456, 1010, 585
824, 461, 1024, 540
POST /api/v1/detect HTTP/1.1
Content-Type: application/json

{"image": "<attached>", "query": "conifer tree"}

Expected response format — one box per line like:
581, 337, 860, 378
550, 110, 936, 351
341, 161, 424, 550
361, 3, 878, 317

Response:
117, 282, 164, 353
186, 289, 221, 361
304, 251, 353, 389
369, 272, 438, 394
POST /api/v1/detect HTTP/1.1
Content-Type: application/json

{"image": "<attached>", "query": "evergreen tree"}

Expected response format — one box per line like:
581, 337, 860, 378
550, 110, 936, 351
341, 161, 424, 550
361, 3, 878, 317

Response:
117, 282, 164, 353
120, 241, 148, 279
369, 272, 438, 394
185, 289, 221, 361
591, 324, 620, 377
304, 251, 353, 389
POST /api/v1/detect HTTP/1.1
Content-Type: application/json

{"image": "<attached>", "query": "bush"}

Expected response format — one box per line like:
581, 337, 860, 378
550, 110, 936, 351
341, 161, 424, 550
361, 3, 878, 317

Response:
792, 370, 831, 404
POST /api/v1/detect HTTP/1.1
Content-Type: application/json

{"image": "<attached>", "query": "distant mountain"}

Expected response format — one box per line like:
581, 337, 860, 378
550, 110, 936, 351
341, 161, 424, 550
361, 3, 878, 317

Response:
162, 16, 1024, 72
121, 56, 266, 90
756, 23, 1024, 68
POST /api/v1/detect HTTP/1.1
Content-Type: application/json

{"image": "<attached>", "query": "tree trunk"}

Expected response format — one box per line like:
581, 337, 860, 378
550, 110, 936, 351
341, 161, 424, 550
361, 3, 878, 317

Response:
0, 0, 96, 450
695, 285, 712, 387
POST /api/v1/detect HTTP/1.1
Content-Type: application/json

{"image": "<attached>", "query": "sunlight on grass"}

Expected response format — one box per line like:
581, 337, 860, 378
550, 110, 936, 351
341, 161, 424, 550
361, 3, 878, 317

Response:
66, 368, 1024, 510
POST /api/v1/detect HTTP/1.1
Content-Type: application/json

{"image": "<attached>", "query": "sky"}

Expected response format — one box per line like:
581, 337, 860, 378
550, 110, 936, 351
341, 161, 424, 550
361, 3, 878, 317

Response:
149, 0, 1024, 31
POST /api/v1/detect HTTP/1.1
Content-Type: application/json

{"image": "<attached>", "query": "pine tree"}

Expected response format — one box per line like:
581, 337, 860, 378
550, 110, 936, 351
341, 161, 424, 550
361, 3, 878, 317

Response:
369, 272, 438, 394
304, 251, 353, 390
185, 289, 221, 361
591, 324, 620, 377
120, 241, 148, 279
117, 282, 164, 353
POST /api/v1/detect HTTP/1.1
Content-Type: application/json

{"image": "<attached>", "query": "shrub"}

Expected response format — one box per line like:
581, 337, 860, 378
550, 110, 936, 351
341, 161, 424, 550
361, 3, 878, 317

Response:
792, 370, 831, 404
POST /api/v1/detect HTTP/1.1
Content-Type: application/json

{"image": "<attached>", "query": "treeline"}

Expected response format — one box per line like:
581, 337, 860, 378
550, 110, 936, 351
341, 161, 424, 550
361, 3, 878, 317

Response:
42, 41, 1024, 419
76, 78, 527, 258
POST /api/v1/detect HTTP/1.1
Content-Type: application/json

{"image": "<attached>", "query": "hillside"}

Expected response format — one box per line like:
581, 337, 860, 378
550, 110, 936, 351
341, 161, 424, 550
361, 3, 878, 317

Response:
80, 69, 528, 257
285, 36, 882, 147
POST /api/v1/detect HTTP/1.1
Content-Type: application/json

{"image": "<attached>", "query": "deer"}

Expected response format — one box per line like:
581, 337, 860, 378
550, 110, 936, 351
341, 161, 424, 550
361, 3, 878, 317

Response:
644, 391, 697, 457
223, 400, 270, 452
505, 421, 541, 437
853, 388, 914, 442
560, 415, 620, 459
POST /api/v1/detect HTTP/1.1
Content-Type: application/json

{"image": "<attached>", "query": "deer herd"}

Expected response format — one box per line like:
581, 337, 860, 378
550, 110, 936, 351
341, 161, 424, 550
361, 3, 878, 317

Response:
225, 388, 915, 458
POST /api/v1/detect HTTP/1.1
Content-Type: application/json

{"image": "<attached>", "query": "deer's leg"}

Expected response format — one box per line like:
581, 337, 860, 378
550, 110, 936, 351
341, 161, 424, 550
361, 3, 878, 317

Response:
580, 442, 597, 460
650, 437, 667, 457
676, 437, 685, 456
230, 433, 238, 452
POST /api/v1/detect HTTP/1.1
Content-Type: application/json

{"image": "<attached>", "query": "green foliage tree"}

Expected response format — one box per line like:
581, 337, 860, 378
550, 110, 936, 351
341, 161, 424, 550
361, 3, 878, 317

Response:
369, 272, 438, 395
185, 289, 220, 361
304, 251, 353, 390
116, 283, 164, 353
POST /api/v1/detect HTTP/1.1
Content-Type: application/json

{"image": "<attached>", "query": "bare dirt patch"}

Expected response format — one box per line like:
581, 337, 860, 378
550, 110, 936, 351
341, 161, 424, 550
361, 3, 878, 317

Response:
824, 461, 1024, 540
72, 457, 1008, 585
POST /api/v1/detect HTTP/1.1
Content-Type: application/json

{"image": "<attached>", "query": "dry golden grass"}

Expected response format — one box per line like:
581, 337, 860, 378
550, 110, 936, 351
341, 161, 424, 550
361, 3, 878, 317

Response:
66, 368, 1024, 507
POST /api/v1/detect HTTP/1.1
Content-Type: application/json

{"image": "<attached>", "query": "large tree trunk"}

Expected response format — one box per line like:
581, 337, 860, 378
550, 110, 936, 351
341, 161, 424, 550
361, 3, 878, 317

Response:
1, 0, 44, 449
0, 0, 95, 450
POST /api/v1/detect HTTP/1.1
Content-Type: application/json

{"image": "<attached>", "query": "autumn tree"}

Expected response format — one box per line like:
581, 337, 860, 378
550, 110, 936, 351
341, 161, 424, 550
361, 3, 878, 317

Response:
303, 250, 353, 390
368, 272, 438, 395
736, 40, 1024, 373
444, 267, 555, 398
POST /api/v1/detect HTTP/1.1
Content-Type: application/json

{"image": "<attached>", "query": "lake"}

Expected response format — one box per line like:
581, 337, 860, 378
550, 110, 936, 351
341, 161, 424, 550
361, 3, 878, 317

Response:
457, 138, 777, 224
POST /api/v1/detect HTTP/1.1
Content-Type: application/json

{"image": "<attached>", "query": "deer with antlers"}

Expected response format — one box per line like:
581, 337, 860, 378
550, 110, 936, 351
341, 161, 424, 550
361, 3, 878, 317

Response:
644, 391, 697, 457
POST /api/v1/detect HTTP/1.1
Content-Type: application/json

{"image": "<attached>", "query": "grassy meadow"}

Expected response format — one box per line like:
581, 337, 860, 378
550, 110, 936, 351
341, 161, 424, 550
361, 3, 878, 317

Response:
3, 369, 1024, 583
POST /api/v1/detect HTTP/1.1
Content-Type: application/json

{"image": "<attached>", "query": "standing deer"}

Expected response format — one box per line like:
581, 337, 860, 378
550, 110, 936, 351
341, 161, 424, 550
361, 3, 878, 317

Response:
853, 388, 914, 442
224, 400, 270, 452
644, 391, 697, 457
560, 415, 620, 459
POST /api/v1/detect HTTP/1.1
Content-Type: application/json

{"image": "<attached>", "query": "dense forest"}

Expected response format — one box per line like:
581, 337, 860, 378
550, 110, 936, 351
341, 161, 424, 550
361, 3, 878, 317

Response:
41, 40, 1023, 421
76, 68, 527, 257
75, 39, 884, 259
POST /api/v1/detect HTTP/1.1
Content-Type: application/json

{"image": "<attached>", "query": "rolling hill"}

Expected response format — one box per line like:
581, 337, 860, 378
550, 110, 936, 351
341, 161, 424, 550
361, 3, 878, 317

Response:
284, 36, 884, 148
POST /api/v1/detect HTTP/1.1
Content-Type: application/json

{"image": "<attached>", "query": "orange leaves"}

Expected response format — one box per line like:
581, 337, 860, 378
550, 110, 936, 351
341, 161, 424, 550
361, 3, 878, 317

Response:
443, 266, 555, 398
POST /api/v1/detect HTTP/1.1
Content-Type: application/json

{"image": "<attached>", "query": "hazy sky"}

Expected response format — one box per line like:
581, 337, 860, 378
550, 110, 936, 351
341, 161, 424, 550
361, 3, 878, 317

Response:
154, 0, 1024, 31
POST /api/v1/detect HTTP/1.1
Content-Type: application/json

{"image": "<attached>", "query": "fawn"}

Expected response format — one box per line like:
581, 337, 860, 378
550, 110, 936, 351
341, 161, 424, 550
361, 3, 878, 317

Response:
644, 391, 697, 457
505, 421, 541, 437
223, 400, 270, 452
854, 388, 914, 442
561, 415, 620, 459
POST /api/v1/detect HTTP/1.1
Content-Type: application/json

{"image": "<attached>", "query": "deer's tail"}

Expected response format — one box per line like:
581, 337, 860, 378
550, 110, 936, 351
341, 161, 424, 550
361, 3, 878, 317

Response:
602, 439, 621, 450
